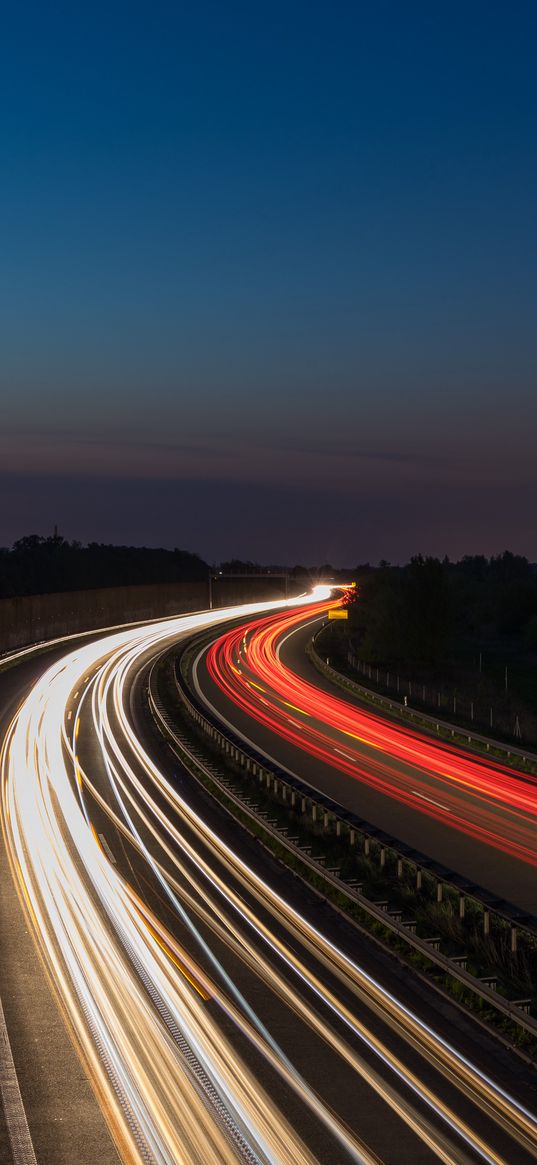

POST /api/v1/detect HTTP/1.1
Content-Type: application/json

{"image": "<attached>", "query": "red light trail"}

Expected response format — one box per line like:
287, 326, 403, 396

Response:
204, 602, 537, 870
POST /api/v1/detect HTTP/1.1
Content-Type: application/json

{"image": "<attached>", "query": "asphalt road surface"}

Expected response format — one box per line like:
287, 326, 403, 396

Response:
2, 595, 537, 1165
193, 605, 537, 915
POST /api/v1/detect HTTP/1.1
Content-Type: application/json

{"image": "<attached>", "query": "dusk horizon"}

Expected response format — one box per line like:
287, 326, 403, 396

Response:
2, 8, 537, 1164
2, 1, 536, 563
2, 468, 536, 567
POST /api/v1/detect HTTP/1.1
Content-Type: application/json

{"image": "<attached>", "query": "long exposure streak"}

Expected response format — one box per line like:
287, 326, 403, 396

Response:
203, 606, 537, 869
2, 595, 537, 1164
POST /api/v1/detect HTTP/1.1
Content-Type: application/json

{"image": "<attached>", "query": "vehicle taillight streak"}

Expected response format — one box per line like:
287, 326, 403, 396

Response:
205, 608, 537, 869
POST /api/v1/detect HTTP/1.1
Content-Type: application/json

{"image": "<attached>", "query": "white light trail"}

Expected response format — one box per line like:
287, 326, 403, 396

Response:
1, 593, 536, 1165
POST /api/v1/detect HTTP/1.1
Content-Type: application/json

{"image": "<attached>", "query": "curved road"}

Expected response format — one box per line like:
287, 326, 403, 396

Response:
193, 605, 537, 914
1, 596, 537, 1164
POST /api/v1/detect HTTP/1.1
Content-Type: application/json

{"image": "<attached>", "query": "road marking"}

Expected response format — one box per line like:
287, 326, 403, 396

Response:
98, 834, 117, 864
334, 748, 356, 763
0, 994, 38, 1165
412, 789, 449, 812
128, 891, 210, 1000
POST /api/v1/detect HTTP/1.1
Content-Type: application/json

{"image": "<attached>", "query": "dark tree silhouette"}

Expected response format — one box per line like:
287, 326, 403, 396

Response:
0, 537, 209, 599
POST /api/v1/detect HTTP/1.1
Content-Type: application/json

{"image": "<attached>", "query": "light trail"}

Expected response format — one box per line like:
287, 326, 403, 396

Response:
202, 607, 537, 870
1, 595, 332, 1165
1, 593, 536, 1164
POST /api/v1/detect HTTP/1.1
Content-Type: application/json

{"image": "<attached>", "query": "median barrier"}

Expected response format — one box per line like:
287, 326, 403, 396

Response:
146, 632, 537, 1045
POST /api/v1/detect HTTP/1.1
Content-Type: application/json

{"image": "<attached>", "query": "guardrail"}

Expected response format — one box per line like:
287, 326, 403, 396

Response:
147, 635, 537, 1041
310, 624, 537, 768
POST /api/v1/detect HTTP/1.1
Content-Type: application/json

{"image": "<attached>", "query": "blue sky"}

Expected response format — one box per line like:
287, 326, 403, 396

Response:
1, 1, 536, 562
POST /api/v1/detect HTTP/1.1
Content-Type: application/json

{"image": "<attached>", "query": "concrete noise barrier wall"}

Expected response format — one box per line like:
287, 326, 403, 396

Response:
0, 575, 294, 655
0, 582, 206, 654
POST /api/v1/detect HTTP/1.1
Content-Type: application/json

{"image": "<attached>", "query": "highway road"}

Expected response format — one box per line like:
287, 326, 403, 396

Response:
0, 636, 125, 1165
193, 604, 537, 915
1, 594, 537, 1164
0, 597, 314, 1165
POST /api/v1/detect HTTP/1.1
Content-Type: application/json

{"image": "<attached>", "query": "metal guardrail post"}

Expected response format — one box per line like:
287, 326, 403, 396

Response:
160, 638, 537, 1037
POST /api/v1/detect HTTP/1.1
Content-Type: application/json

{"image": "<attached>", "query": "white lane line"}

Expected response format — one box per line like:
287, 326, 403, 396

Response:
334, 748, 356, 763
98, 834, 116, 865
0, 993, 38, 1165
412, 790, 449, 812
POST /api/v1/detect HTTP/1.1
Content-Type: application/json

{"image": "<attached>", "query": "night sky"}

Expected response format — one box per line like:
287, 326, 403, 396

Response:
2, 2, 536, 564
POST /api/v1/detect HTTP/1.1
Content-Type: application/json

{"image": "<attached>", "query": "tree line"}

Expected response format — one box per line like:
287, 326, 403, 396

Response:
348, 552, 537, 668
0, 540, 329, 600
0, 535, 210, 598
